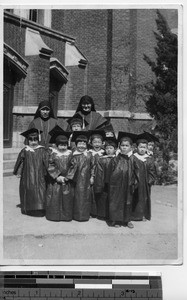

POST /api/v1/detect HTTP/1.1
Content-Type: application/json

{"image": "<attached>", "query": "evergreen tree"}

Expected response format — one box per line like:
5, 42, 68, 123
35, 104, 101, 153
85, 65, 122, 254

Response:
144, 9, 178, 160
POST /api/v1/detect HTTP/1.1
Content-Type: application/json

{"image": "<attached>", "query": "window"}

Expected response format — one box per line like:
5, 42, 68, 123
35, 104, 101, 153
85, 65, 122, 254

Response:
4, 9, 14, 13
29, 9, 38, 22
8, 9, 51, 28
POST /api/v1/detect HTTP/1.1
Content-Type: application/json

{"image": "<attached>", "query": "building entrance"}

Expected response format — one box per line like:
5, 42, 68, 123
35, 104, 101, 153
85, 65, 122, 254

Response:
3, 63, 15, 148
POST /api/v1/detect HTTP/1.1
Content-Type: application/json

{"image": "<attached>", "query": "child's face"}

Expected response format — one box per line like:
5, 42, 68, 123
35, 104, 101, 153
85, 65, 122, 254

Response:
28, 136, 39, 149
105, 131, 114, 138
91, 137, 103, 151
105, 145, 116, 156
71, 123, 82, 131
57, 143, 68, 152
148, 142, 154, 152
120, 140, 132, 155
137, 143, 148, 155
76, 141, 87, 152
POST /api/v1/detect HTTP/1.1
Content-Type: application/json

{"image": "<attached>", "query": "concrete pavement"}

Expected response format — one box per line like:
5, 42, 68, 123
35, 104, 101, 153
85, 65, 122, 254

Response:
3, 176, 179, 264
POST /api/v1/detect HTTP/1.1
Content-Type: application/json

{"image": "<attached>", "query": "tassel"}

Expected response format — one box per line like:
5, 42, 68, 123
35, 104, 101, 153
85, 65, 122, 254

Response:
38, 130, 41, 142
83, 116, 85, 129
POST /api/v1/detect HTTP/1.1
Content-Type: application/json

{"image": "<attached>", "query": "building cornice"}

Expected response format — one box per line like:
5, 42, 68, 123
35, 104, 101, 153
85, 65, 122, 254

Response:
50, 58, 69, 83
4, 11, 75, 43
12, 106, 152, 120
4, 43, 29, 77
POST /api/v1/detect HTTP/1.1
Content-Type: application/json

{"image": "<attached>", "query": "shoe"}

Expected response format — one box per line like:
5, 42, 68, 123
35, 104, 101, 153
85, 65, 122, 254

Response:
107, 221, 121, 227
127, 221, 134, 229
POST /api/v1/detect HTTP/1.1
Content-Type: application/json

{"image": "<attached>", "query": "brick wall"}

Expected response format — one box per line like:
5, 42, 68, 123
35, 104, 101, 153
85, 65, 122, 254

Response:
51, 10, 65, 32
111, 9, 131, 111
63, 65, 86, 111
61, 9, 109, 111
23, 55, 50, 106
4, 20, 26, 57
4, 9, 178, 148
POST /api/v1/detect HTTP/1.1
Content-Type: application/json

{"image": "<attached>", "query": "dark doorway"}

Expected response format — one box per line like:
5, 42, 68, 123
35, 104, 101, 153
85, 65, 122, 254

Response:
3, 61, 16, 148
49, 74, 64, 118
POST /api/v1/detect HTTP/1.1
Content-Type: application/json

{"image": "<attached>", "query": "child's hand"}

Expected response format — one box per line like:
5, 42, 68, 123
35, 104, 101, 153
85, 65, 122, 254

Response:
90, 176, 94, 185
17, 175, 21, 178
56, 176, 65, 183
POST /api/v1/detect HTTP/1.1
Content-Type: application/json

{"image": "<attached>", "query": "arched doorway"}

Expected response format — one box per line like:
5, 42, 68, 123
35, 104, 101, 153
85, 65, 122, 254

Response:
3, 60, 16, 147
3, 43, 28, 147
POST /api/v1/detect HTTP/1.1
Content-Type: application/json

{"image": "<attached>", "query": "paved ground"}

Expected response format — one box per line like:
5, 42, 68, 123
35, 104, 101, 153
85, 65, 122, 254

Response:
3, 176, 180, 265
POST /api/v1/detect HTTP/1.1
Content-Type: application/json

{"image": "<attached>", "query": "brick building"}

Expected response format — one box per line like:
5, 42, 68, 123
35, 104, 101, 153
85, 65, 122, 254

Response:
3, 8, 178, 150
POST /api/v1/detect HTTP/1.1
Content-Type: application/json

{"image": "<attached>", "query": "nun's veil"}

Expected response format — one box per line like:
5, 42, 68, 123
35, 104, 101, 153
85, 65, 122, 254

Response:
34, 100, 55, 119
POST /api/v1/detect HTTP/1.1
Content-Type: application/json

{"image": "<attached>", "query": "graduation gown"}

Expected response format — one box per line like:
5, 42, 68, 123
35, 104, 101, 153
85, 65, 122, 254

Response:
29, 117, 58, 147
94, 155, 114, 220
107, 153, 139, 223
13, 146, 47, 214
66, 151, 95, 221
132, 153, 156, 221
89, 149, 105, 217
46, 149, 73, 221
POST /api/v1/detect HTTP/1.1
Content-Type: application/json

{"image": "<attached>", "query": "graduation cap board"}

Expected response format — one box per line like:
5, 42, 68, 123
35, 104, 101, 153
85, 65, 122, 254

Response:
143, 130, 160, 143
117, 131, 138, 144
136, 131, 160, 143
49, 125, 72, 144
20, 128, 42, 138
48, 125, 65, 136
71, 131, 91, 143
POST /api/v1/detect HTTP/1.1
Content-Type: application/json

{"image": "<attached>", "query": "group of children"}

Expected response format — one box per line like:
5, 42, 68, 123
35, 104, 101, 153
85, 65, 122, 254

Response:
13, 112, 157, 228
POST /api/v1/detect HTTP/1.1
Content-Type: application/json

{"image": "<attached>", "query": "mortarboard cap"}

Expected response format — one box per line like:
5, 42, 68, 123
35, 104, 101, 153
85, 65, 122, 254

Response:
71, 131, 91, 143
143, 131, 160, 143
89, 130, 106, 141
105, 137, 118, 148
49, 125, 71, 144
103, 124, 116, 138
136, 131, 159, 144
67, 113, 88, 127
49, 125, 65, 136
20, 128, 42, 138
117, 131, 138, 144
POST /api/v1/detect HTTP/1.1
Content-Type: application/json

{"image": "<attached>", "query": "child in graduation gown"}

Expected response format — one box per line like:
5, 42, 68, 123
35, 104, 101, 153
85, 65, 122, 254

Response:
94, 136, 118, 220
66, 113, 88, 151
107, 132, 139, 228
64, 131, 95, 221
45, 126, 73, 221
132, 134, 156, 222
13, 128, 47, 216
88, 130, 105, 217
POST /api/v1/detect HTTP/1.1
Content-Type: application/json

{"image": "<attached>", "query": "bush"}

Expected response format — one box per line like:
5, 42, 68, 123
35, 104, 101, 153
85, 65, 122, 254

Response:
154, 147, 178, 185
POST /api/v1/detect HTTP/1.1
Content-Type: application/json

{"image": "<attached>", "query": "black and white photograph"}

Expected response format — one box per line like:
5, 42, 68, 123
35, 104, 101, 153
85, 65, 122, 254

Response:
1, 5, 182, 265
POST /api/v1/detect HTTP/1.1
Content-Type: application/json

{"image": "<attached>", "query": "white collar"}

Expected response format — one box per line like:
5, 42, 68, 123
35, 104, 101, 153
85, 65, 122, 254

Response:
134, 152, 149, 162
102, 154, 116, 158
73, 150, 88, 156
89, 149, 105, 156
50, 148, 72, 157
147, 150, 153, 156
25, 145, 44, 152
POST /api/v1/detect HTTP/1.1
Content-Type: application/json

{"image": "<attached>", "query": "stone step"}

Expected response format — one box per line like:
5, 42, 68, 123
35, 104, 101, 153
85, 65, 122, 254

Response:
3, 148, 22, 176
3, 160, 16, 171
3, 169, 14, 177
3, 148, 22, 161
